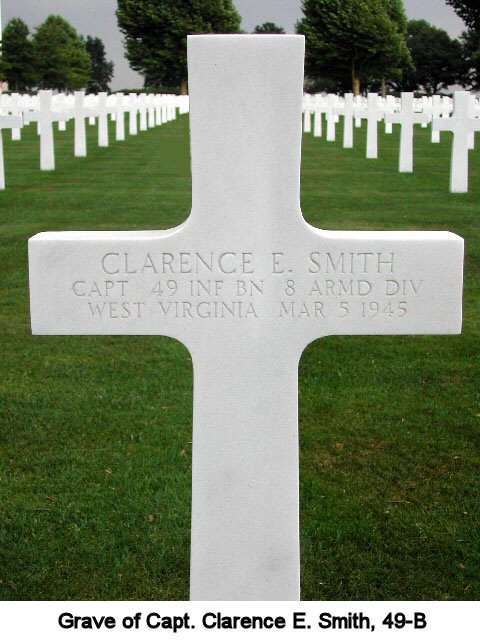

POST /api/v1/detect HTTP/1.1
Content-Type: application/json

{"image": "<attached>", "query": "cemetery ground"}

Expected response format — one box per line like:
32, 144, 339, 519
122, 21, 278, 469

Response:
0, 115, 478, 601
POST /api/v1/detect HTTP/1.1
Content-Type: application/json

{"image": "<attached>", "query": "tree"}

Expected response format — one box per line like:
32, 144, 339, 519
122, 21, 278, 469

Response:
116, 0, 242, 94
1, 18, 37, 91
85, 36, 114, 92
33, 15, 91, 91
446, 1, 480, 30
253, 22, 285, 34
460, 28, 480, 89
296, 0, 411, 95
397, 20, 463, 94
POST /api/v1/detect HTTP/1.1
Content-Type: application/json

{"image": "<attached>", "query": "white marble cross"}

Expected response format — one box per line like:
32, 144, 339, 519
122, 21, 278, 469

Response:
303, 95, 312, 133
385, 92, 429, 173
155, 95, 163, 126
73, 91, 97, 158
129, 93, 138, 135
97, 92, 111, 148
384, 95, 396, 135
9, 93, 23, 141
0, 113, 22, 189
115, 93, 126, 142
431, 95, 442, 143
326, 93, 337, 141
139, 94, 148, 132
28, 90, 63, 171
29, 36, 464, 601
313, 95, 323, 138
343, 93, 354, 148
147, 95, 156, 128
365, 93, 382, 159
432, 91, 480, 193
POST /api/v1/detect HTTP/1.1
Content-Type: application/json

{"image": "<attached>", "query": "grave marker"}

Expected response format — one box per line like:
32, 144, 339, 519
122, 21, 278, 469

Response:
29, 35, 464, 601
74, 91, 95, 158
28, 90, 60, 171
0, 113, 22, 189
313, 95, 323, 138
326, 93, 336, 141
432, 91, 480, 193
115, 93, 126, 142
343, 93, 354, 149
139, 94, 148, 132
365, 93, 382, 159
10, 93, 22, 141
97, 92, 110, 148
385, 92, 429, 173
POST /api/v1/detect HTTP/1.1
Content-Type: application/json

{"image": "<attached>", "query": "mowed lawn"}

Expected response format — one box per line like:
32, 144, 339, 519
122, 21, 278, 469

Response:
0, 113, 478, 601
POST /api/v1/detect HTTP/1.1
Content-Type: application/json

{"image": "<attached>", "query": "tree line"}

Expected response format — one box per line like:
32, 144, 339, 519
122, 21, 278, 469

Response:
298, 0, 480, 95
116, 0, 480, 96
1, 15, 114, 93
2, 1, 480, 96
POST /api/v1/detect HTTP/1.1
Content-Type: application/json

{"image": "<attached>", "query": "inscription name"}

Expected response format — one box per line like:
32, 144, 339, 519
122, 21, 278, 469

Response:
67, 250, 426, 322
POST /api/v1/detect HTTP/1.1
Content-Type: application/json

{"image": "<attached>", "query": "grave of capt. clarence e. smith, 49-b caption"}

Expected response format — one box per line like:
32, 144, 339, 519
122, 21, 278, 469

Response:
28, 35, 464, 601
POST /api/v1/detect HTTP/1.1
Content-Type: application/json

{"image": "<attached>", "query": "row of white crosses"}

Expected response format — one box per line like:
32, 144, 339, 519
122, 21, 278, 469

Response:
0, 91, 188, 182
303, 91, 480, 192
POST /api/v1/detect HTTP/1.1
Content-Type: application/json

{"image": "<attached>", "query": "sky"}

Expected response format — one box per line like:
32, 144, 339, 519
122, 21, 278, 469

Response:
2, 0, 467, 90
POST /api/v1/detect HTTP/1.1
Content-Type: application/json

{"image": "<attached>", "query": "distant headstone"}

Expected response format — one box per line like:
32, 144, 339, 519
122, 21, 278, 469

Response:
139, 94, 148, 132
365, 93, 382, 159
73, 91, 93, 158
129, 93, 138, 136
432, 91, 480, 193
97, 92, 110, 148
343, 93, 354, 148
326, 93, 336, 142
115, 93, 126, 142
29, 35, 464, 601
10, 93, 22, 141
431, 95, 442, 143
0, 113, 22, 189
148, 95, 156, 128
385, 92, 429, 173
28, 90, 61, 171
313, 95, 323, 138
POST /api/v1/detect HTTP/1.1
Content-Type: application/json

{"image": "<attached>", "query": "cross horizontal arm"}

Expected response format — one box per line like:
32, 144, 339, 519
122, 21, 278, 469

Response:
29, 226, 463, 347
0, 115, 22, 130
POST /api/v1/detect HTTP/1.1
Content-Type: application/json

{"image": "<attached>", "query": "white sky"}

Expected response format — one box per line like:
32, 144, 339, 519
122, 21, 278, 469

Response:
2, 0, 467, 90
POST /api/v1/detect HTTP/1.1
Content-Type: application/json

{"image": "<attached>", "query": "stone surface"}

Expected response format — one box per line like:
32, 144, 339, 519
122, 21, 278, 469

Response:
365, 93, 381, 159
0, 114, 22, 189
129, 93, 138, 136
433, 91, 480, 193
28, 90, 56, 171
97, 92, 110, 148
29, 36, 464, 601
343, 93, 354, 148
74, 91, 88, 158
385, 92, 429, 173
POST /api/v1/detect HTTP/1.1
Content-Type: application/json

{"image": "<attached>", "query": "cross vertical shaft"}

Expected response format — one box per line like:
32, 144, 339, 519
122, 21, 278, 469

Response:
190, 335, 301, 600
188, 35, 305, 239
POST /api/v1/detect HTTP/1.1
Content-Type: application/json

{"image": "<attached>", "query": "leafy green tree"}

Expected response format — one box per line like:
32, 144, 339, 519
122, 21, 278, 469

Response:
397, 20, 463, 94
85, 36, 114, 92
253, 22, 285, 34
296, 0, 411, 95
33, 15, 91, 91
446, 1, 480, 30
460, 28, 480, 89
1, 18, 37, 91
116, 0, 242, 93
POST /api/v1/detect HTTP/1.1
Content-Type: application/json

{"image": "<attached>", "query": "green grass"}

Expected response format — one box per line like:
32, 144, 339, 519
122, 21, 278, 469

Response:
0, 115, 478, 600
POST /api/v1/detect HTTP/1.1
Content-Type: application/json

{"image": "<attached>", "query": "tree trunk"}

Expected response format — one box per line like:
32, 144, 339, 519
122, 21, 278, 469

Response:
381, 77, 387, 98
181, 78, 188, 95
352, 63, 360, 96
